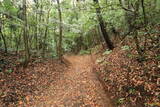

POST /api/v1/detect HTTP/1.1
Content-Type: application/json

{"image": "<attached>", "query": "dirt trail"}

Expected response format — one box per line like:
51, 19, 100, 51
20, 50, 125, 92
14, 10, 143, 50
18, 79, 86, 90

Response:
33, 55, 113, 107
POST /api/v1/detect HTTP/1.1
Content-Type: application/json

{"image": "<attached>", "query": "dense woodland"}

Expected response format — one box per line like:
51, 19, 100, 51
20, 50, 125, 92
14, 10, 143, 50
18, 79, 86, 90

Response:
0, 0, 160, 107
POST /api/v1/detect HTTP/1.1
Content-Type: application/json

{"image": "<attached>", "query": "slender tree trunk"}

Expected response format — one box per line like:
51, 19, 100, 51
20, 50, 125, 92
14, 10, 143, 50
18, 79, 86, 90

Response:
56, 0, 63, 60
35, 14, 38, 50
134, 31, 143, 56
35, 0, 39, 51
16, 29, 22, 54
93, 0, 114, 50
141, 0, 147, 25
23, 0, 30, 65
0, 16, 7, 53
53, 27, 58, 56
38, 0, 44, 51
141, 0, 148, 52
42, 9, 51, 58
0, 28, 7, 53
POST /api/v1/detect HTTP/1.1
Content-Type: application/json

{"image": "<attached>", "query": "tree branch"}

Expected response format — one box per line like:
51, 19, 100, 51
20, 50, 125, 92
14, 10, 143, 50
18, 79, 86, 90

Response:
118, 0, 134, 12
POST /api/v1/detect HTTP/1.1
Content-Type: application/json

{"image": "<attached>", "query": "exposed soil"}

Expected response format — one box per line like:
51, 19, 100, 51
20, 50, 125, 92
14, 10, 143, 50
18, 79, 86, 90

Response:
0, 54, 113, 107
30, 55, 113, 107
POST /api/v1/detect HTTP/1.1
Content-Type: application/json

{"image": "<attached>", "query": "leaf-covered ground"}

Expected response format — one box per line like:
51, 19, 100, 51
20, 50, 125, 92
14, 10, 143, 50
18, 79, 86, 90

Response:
28, 55, 113, 107
0, 52, 67, 107
0, 52, 113, 107
95, 29, 160, 107
0, 26, 159, 107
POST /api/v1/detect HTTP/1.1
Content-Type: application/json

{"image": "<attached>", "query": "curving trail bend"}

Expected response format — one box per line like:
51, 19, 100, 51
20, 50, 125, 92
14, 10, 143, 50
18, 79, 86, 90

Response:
33, 55, 113, 107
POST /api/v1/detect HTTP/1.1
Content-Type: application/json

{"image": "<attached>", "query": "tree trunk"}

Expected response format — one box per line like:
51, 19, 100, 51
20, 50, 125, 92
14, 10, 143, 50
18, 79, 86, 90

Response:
16, 29, 22, 55
42, 9, 51, 58
38, 1, 43, 51
93, 0, 114, 50
0, 16, 7, 53
141, 0, 148, 52
23, 0, 30, 65
56, 0, 63, 60
0, 27, 7, 53
35, 0, 39, 51
141, 0, 147, 25
35, 14, 38, 50
133, 31, 143, 56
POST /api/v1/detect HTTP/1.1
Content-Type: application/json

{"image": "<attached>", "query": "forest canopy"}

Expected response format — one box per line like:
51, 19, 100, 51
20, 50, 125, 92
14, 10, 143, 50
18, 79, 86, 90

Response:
0, 0, 160, 62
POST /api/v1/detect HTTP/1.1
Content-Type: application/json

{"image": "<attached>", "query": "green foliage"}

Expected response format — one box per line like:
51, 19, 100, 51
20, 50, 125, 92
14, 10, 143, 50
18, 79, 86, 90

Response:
103, 50, 112, 55
127, 53, 134, 58
121, 45, 130, 51
156, 55, 160, 61
0, 0, 18, 15
79, 50, 91, 55
7, 69, 13, 73
129, 88, 136, 94
0, 0, 159, 57
116, 98, 126, 105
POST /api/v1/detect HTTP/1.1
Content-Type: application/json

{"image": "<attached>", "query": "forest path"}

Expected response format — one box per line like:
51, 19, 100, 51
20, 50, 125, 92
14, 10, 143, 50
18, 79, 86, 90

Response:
34, 55, 113, 107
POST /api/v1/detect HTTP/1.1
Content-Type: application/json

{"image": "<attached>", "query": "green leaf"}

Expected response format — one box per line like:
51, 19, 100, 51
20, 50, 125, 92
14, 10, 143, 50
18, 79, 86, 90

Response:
121, 45, 130, 51
129, 88, 136, 94
117, 98, 126, 105
127, 53, 131, 58
103, 50, 112, 55
7, 69, 13, 73
156, 55, 160, 60
79, 50, 91, 55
